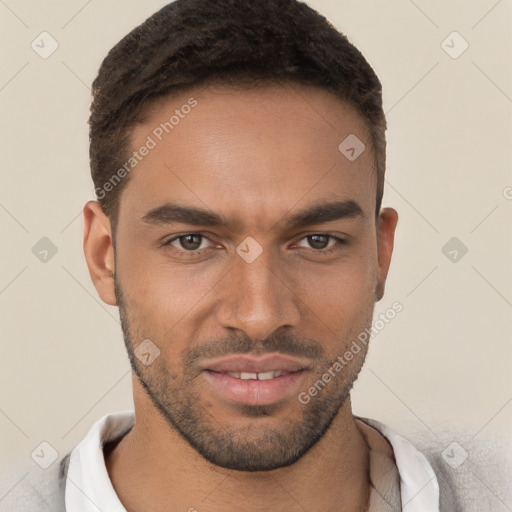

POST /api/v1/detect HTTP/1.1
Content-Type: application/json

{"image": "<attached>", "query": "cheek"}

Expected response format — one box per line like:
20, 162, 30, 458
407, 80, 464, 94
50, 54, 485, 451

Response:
117, 235, 202, 310
297, 249, 378, 314
312, 269, 376, 342
118, 258, 219, 353
294, 251, 378, 349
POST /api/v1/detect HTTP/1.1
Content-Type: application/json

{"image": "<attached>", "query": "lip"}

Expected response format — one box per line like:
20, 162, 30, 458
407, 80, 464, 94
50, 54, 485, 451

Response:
201, 353, 310, 374
202, 369, 307, 406
200, 353, 310, 406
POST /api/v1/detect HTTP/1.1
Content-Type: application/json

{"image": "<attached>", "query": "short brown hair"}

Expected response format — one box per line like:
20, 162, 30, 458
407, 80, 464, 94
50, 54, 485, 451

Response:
89, 0, 386, 231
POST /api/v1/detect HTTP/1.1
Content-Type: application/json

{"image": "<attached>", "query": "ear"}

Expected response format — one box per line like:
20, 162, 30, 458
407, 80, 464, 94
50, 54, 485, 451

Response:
375, 207, 398, 302
83, 200, 117, 306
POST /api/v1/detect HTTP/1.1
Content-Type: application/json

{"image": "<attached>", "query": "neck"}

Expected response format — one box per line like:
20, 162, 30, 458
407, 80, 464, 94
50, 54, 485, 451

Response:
106, 382, 371, 512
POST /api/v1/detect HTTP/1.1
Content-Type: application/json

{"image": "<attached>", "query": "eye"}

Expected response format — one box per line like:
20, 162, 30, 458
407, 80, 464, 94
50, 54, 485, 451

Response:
164, 234, 214, 253
162, 232, 346, 257
295, 234, 345, 252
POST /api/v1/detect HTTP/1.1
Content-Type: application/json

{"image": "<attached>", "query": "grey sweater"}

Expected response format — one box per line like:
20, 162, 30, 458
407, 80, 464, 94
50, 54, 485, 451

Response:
1, 429, 510, 511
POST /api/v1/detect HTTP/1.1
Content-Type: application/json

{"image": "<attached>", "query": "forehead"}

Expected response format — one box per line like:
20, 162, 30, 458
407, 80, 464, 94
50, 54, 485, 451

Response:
118, 82, 376, 230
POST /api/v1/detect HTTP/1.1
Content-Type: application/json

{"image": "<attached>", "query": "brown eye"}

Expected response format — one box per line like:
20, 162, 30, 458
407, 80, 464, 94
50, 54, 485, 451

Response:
306, 234, 331, 250
296, 234, 344, 251
165, 234, 210, 251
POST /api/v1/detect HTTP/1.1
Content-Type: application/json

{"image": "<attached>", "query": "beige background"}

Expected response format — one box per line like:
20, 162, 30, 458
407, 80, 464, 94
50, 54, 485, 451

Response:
1, 0, 511, 506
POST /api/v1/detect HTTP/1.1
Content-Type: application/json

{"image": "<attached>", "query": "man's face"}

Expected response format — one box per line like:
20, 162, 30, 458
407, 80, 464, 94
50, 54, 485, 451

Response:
93, 82, 396, 471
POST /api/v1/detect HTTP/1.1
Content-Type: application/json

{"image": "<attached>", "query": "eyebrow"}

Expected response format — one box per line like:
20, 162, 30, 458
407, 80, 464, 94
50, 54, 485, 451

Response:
140, 199, 365, 231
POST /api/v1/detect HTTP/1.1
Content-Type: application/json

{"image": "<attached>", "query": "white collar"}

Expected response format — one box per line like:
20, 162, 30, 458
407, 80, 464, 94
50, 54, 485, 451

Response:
65, 411, 133, 512
65, 410, 439, 511
357, 416, 440, 511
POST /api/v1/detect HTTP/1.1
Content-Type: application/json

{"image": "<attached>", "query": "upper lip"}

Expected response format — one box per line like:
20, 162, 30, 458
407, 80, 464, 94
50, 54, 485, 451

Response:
202, 354, 309, 373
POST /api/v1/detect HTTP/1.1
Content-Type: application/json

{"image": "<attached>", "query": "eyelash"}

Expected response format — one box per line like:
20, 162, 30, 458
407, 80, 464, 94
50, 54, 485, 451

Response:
162, 233, 347, 257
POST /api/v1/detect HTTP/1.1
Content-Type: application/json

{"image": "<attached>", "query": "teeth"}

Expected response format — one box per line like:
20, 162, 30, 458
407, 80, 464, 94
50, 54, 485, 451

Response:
257, 371, 276, 380
226, 371, 289, 380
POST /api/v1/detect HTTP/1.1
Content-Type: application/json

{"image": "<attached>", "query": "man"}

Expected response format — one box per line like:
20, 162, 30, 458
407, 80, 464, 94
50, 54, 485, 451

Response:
3, 0, 474, 510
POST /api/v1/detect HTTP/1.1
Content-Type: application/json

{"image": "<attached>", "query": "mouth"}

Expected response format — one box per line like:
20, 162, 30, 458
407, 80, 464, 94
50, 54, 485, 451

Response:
201, 354, 309, 406
201, 353, 309, 374
215, 370, 292, 380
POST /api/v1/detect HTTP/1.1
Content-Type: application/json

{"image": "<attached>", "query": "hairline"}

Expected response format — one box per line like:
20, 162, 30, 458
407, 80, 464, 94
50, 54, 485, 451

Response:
109, 77, 381, 240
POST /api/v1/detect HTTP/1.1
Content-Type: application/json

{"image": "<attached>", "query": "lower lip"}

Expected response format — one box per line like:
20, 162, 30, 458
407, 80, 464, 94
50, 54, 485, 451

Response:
203, 370, 306, 406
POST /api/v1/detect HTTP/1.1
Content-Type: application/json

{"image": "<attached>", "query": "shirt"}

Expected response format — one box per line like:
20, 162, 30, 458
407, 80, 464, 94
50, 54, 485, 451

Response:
65, 410, 440, 511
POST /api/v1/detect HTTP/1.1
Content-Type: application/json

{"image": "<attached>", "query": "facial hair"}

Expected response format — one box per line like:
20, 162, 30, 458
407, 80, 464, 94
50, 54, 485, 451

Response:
114, 274, 372, 472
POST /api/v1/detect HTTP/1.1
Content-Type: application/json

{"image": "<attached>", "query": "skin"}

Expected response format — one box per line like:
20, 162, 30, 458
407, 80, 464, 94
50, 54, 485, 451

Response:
83, 81, 399, 512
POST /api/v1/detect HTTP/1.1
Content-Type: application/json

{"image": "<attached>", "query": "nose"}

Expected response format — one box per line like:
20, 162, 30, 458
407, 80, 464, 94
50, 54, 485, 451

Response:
215, 246, 301, 341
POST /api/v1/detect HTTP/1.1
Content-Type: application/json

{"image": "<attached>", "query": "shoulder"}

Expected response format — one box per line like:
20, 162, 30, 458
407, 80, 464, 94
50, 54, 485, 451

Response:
0, 453, 70, 512
422, 435, 511, 512
390, 422, 511, 512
